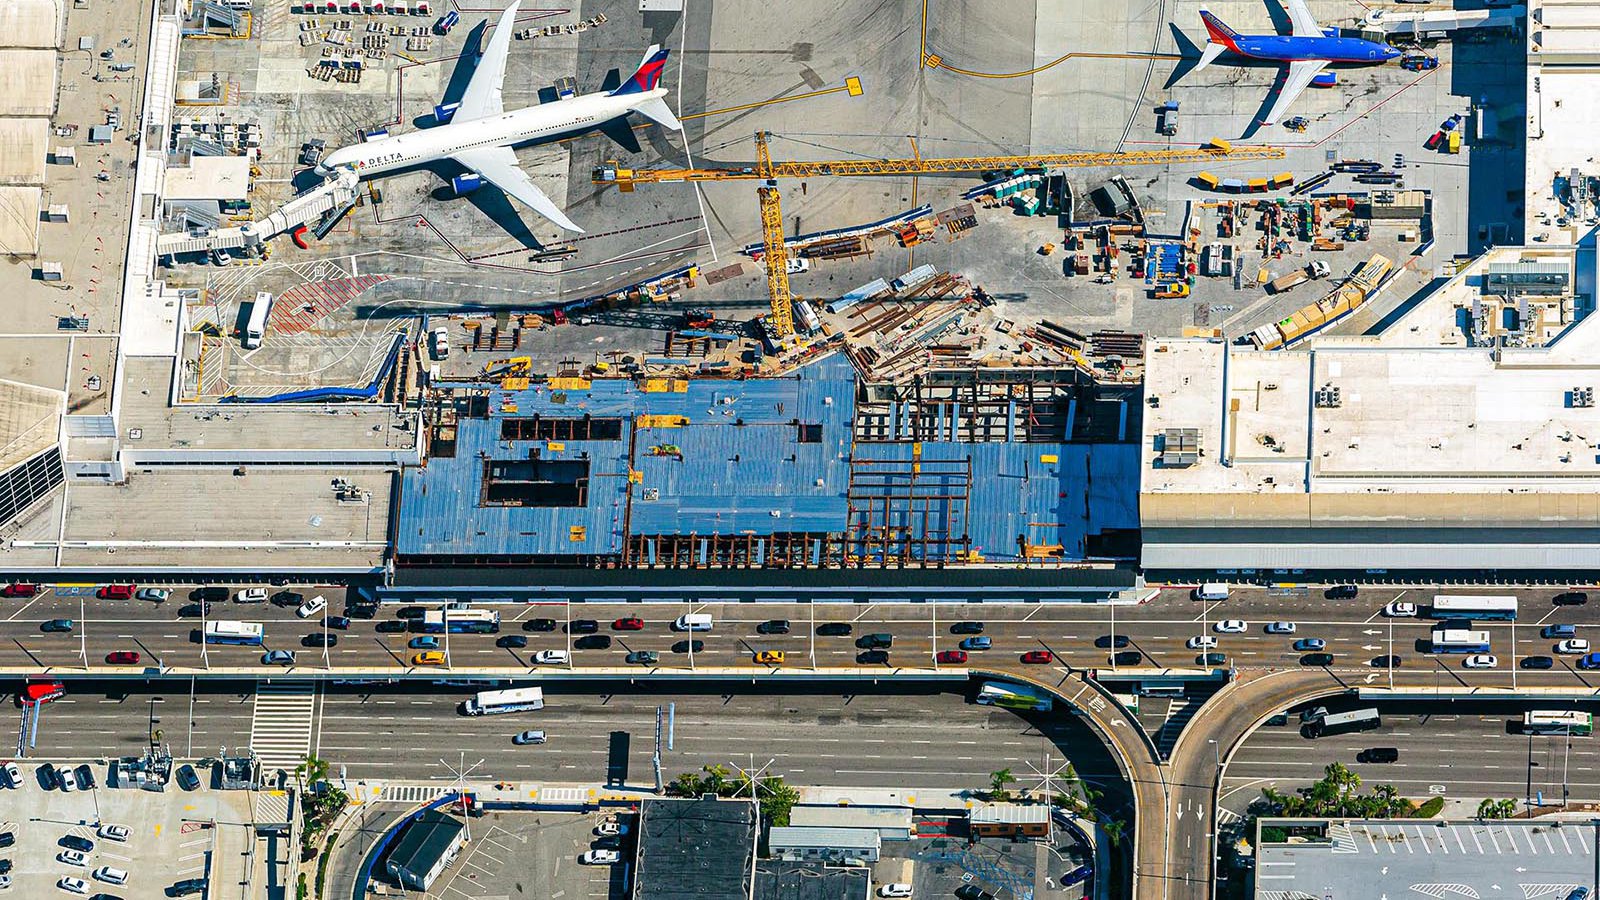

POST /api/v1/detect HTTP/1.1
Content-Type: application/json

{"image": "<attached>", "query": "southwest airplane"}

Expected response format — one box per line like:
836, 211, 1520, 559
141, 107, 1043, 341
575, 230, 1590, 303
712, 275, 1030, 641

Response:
315, 0, 681, 232
1194, 0, 1401, 126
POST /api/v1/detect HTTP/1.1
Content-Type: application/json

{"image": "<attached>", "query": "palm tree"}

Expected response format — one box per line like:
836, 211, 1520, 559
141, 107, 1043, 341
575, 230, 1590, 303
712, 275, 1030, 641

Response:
989, 768, 1017, 801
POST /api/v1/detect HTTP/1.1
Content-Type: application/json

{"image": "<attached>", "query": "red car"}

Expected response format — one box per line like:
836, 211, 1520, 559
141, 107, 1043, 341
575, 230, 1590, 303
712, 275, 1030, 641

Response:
935, 650, 968, 664
96, 584, 136, 600
0, 583, 39, 598
105, 651, 141, 665
1020, 650, 1054, 665
612, 617, 645, 631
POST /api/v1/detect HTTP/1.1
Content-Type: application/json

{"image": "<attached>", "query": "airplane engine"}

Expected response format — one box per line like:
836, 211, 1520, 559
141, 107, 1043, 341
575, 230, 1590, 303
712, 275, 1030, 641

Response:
1311, 72, 1338, 87
452, 173, 484, 195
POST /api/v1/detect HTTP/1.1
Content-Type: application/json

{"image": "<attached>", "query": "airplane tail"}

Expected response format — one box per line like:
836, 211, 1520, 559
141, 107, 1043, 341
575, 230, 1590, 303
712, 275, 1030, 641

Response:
631, 96, 683, 132
610, 45, 670, 96
1193, 10, 1236, 73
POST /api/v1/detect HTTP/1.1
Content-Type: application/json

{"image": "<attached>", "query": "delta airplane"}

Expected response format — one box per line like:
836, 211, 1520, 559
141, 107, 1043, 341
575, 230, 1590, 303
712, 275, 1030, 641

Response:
1193, 0, 1401, 126
315, 0, 681, 232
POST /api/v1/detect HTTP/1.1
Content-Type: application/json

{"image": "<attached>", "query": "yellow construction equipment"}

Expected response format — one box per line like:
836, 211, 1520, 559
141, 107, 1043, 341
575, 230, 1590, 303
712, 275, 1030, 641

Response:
754, 132, 796, 338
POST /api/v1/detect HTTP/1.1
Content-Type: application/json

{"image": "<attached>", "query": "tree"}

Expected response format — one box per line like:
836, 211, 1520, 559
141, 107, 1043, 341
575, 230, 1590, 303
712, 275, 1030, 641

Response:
989, 768, 1017, 801
1100, 817, 1126, 848
757, 776, 801, 827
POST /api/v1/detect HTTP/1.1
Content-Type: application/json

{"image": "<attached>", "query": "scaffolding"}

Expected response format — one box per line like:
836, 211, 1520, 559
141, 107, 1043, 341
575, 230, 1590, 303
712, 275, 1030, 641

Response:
845, 453, 973, 567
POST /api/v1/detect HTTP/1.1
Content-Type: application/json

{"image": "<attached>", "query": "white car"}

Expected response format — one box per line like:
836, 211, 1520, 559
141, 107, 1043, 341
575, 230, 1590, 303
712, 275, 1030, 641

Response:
580, 849, 620, 865
1265, 621, 1297, 634
295, 595, 328, 619
1383, 602, 1417, 617
234, 588, 268, 604
1558, 639, 1591, 655
0, 873, 10, 889
878, 886, 914, 899
2, 761, 19, 786
96, 824, 129, 842
56, 877, 87, 895
1214, 620, 1247, 634
784, 257, 811, 275
533, 650, 570, 665
594, 821, 629, 837
57, 766, 78, 791
430, 326, 450, 359
1464, 654, 1498, 669
56, 850, 87, 867
1186, 635, 1218, 650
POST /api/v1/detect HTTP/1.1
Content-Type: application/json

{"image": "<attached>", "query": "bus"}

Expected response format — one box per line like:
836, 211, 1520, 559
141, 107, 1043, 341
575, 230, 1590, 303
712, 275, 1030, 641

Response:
1305, 708, 1380, 738
242, 292, 273, 350
1430, 629, 1491, 654
1523, 711, 1594, 736
461, 687, 545, 717
1429, 595, 1518, 621
204, 621, 265, 646
419, 609, 501, 634
976, 681, 1053, 713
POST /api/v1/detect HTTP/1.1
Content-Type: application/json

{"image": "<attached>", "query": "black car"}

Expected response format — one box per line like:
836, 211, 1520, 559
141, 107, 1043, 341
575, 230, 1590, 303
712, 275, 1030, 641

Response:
1555, 591, 1590, 606
671, 640, 704, 654
90, 894, 127, 900
1198, 652, 1227, 666
855, 633, 893, 650
271, 591, 305, 608
1301, 652, 1336, 666
1522, 655, 1556, 669
816, 622, 853, 637
394, 606, 427, 620
522, 618, 558, 632
1265, 713, 1290, 727
322, 616, 351, 630
75, 763, 96, 790
375, 620, 409, 634
168, 878, 208, 897
0, 859, 11, 874
60, 835, 94, 852
496, 635, 528, 649
955, 885, 996, 900
176, 764, 201, 791
574, 635, 612, 650
567, 619, 600, 634
302, 633, 338, 648
0, 831, 11, 848
177, 602, 213, 618
857, 649, 890, 665
1095, 634, 1130, 649
950, 621, 984, 635
190, 587, 229, 603
1370, 655, 1402, 668
756, 619, 791, 635
1357, 747, 1399, 763
344, 602, 378, 620
1325, 585, 1359, 600
1112, 651, 1143, 666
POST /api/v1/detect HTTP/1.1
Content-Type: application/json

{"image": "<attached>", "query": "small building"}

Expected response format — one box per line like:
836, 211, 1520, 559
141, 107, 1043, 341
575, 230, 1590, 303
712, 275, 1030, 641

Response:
384, 809, 465, 891
788, 805, 914, 841
163, 155, 250, 219
969, 802, 1052, 839
635, 797, 757, 900
755, 861, 869, 900
768, 825, 881, 863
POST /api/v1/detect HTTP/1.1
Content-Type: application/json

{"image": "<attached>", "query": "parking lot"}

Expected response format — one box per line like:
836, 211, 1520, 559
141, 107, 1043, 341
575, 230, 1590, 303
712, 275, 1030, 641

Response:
407, 806, 628, 900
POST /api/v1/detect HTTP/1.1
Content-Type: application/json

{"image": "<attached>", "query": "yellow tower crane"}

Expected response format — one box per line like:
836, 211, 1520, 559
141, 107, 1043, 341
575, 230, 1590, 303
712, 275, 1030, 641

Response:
593, 136, 1285, 338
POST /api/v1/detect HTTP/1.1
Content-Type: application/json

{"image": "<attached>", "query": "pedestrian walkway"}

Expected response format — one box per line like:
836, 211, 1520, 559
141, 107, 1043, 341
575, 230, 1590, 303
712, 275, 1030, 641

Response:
248, 680, 317, 771
371, 784, 454, 804
269, 274, 391, 335
1154, 696, 1205, 760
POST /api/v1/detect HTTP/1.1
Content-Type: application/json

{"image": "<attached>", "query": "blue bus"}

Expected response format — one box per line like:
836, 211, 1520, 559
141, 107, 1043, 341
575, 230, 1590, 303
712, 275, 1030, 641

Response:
419, 609, 500, 635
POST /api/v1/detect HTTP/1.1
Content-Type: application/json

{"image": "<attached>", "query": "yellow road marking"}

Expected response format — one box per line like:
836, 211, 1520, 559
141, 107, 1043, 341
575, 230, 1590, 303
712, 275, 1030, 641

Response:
681, 78, 864, 122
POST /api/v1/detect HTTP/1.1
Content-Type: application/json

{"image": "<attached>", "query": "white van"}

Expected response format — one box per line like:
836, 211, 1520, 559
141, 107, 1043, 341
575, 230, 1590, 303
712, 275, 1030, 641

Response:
674, 613, 713, 632
1192, 583, 1230, 601
295, 595, 328, 619
92, 866, 128, 886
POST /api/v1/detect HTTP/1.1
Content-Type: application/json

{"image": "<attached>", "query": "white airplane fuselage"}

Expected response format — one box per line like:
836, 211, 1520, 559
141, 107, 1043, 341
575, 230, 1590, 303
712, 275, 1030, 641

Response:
316, 87, 669, 179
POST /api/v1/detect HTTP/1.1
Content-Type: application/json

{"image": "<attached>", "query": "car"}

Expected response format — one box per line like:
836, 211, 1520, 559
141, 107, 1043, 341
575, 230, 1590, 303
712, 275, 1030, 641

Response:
671, 640, 704, 654
190, 587, 228, 603
1186, 636, 1217, 650
1370, 655, 1403, 668
302, 633, 337, 648
935, 650, 968, 664
134, 588, 169, 603
855, 633, 893, 650
96, 824, 128, 842
176, 603, 210, 618
754, 650, 786, 664
430, 325, 450, 359
375, 620, 408, 633
265, 648, 301, 666
757, 619, 791, 635
394, 606, 427, 620
168, 877, 208, 896
1580, 652, 1600, 670
625, 651, 659, 665
234, 588, 268, 604
1522, 655, 1556, 669
1112, 650, 1143, 666
512, 730, 546, 745
75, 764, 95, 790
1464, 654, 1498, 669
270, 591, 304, 608
1095, 635, 1130, 649
295, 596, 328, 619
1559, 639, 1593, 655
1214, 620, 1247, 634
574, 635, 611, 650
104, 651, 140, 665
1357, 747, 1399, 763
1300, 652, 1335, 666
322, 616, 351, 630
1265, 621, 1297, 634
595, 821, 629, 837
57, 877, 88, 895
580, 849, 620, 865
90, 868, 126, 886
857, 649, 890, 665
1198, 652, 1228, 666
951, 621, 984, 635
784, 257, 810, 275
1555, 591, 1589, 606
0, 832, 10, 848
1325, 585, 1359, 599
959, 636, 992, 651
95, 585, 135, 600
1383, 602, 1417, 617
412, 651, 447, 667
0, 583, 39, 598
2, 762, 18, 786
59, 835, 93, 853
89, 893, 128, 900
878, 885, 914, 898
522, 618, 558, 632
41, 619, 74, 633
58, 850, 88, 866
1293, 638, 1326, 652
613, 617, 645, 631
955, 886, 996, 900
1020, 650, 1054, 664
567, 619, 600, 634
496, 635, 528, 649
57, 766, 79, 791
816, 622, 853, 637
1567, 888, 1590, 900
1544, 624, 1579, 639
408, 636, 440, 650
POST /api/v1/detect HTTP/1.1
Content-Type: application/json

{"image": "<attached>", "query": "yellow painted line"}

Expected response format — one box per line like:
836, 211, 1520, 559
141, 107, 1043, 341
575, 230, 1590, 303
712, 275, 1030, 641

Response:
154, 825, 161, 837
681, 78, 864, 122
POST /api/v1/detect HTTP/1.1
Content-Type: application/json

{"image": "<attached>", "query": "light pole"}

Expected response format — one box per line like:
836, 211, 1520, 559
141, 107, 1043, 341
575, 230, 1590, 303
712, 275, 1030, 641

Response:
565, 600, 572, 664
931, 601, 938, 668
200, 598, 209, 670
1387, 615, 1394, 690
1111, 600, 1118, 670
79, 596, 87, 668
1564, 726, 1572, 806
809, 603, 816, 669
1208, 738, 1219, 770
1510, 619, 1517, 690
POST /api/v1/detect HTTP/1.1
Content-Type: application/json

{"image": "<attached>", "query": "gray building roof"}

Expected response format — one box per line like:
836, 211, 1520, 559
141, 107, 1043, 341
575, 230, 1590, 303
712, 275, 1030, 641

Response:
789, 805, 913, 832
768, 826, 882, 851
970, 802, 1051, 825
635, 797, 757, 900
755, 861, 869, 900
386, 809, 463, 877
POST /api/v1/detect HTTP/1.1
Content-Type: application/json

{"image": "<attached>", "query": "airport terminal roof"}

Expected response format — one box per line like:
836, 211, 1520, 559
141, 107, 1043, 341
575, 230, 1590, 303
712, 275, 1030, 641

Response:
163, 155, 250, 202
0, 186, 42, 256
0, 51, 57, 117
0, 118, 47, 186
0, 0, 62, 48
0, 379, 62, 472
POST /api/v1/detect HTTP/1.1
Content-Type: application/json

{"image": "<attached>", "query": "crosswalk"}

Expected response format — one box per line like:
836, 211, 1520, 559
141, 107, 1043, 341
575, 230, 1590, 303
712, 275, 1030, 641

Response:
249, 680, 317, 772
269, 274, 391, 335
374, 784, 454, 804
1155, 697, 1205, 760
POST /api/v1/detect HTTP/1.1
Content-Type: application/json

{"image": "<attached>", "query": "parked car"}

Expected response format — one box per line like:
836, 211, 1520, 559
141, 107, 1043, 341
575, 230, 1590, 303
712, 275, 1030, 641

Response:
754, 650, 786, 664
262, 649, 296, 666
189, 587, 228, 603
408, 636, 440, 650
522, 618, 558, 632
0, 584, 39, 598
59, 836, 94, 853
96, 824, 129, 842
57, 877, 89, 895
134, 588, 169, 603
935, 650, 968, 664
1522, 655, 1556, 669
512, 730, 546, 745
394, 606, 427, 620
104, 651, 140, 665
295, 596, 327, 619
567, 619, 600, 634
1325, 585, 1359, 599
955, 886, 996, 900
2, 762, 19, 786
533, 650, 570, 665
57, 766, 79, 791
613, 617, 645, 631
1383, 602, 1417, 617
1463, 654, 1498, 669
595, 821, 629, 837
959, 636, 992, 651
671, 640, 704, 654
270, 591, 304, 608
168, 877, 208, 896
950, 621, 984, 635
878, 886, 913, 898
1579, 653, 1600, 670
411, 651, 447, 667
1095, 635, 1130, 649
856, 650, 890, 665
580, 849, 620, 865
41, 619, 74, 634
0, 831, 11, 848
815, 622, 853, 637
855, 633, 893, 650
75, 764, 95, 790
757, 619, 791, 635
1293, 638, 1326, 652
1554, 591, 1589, 606
95, 585, 135, 600
496, 635, 528, 649
1186, 636, 1217, 650
1265, 621, 1297, 634
1214, 620, 1247, 634
625, 651, 659, 665
1020, 650, 1053, 664
574, 635, 611, 650
234, 588, 268, 604
57, 850, 88, 867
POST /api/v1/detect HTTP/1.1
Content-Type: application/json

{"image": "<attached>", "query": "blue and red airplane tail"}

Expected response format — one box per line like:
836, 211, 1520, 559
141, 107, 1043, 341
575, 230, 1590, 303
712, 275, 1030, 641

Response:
611, 45, 670, 96
1199, 10, 1241, 50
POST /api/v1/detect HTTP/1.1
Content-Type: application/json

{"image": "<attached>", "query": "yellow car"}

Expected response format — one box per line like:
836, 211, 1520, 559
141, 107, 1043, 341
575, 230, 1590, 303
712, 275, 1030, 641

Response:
411, 651, 446, 667
754, 650, 786, 665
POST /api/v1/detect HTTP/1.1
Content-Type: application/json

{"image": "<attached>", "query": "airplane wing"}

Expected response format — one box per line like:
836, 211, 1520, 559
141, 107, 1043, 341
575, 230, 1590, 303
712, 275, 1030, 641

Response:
1261, 59, 1326, 125
1282, 0, 1322, 37
453, 145, 584, 233
456, 1, 521, 120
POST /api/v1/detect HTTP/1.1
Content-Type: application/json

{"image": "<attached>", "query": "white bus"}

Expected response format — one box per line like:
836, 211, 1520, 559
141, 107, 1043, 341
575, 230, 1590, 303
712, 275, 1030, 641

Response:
1305, 708, 1380, 738
1430, 629, 1491, 653
462, 687, 545, 716
420, 608, 501, 634
204, 620, 265, 646
242, 291, 273, 349
976, 681, 1053, 712
1429, 595, 1518, 621
1523, 710, 1594, 736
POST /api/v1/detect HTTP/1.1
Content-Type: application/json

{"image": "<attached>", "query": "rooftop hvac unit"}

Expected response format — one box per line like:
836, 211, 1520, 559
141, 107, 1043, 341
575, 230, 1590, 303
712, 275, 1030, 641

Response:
1159, 427, 1200, 467
1571, 387, 1595, 408
1315, 385, 1342, 408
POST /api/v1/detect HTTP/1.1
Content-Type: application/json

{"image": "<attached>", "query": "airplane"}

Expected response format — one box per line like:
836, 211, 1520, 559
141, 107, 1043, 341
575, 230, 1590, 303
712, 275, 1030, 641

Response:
1192, 0, 1401, 126
315, 0, 682, 232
